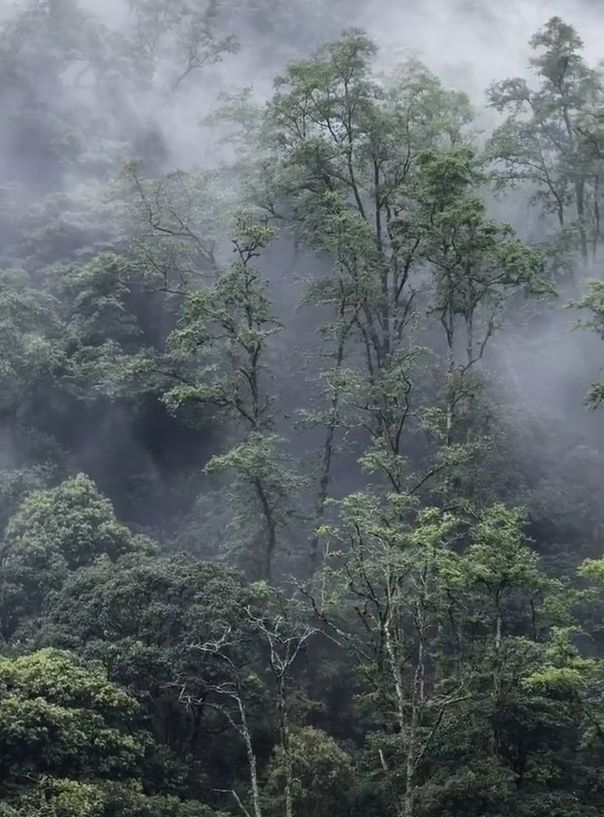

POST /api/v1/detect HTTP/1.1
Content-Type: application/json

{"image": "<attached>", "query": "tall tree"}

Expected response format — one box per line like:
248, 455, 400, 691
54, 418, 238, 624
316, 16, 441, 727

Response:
489, 16, 604, 268
160, 216, 298, 579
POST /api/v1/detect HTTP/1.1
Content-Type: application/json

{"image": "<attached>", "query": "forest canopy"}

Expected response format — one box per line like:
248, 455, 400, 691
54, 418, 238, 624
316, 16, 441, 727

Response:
0, 2, 604, 816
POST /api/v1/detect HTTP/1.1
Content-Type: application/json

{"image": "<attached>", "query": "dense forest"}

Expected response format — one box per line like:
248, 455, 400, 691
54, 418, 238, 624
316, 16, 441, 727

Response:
2, 1, 604, 815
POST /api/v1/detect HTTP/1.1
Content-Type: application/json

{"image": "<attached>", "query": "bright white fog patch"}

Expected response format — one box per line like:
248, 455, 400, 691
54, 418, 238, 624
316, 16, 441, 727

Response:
355, 0, 604, 97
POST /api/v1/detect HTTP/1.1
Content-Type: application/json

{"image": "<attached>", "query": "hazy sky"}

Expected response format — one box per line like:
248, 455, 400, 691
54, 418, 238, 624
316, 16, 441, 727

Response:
353, 0, 603, 96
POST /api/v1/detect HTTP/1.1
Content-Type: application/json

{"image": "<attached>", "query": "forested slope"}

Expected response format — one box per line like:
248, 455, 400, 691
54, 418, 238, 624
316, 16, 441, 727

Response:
0, 2, 604, 816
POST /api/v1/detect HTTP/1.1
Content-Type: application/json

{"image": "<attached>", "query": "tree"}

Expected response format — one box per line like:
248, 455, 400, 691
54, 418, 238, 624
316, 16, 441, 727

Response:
304, 498, 603, 817
128, 0, 238, 91
161, 216, 299, 579
0, 648, 222, 817
305, 496, 466, 817
574, 279, 604, 405
0, 780, 225, 817
414, 507, 603, 817
0, 266, 64, 428
0, 265, 67, 530
258, 32, 473, 566
0, 648, 146, 785
489, 17, 604, 267
0, 474, 154, 638
408, 147, 546, 453
263, 727, 356, 817
245, 588, 317, 817
0, 9, 603, 817
0, 0, 147, 190
42, 553, 252, 768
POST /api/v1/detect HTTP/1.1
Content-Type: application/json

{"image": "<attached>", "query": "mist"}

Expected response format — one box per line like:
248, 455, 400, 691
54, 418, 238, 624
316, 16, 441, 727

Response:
0, 0, 600, 537
2, 2, 604, 815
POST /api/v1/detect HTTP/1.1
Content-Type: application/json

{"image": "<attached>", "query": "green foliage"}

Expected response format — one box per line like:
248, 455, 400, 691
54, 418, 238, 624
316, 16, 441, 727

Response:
158, 214, 300, 578
0, 649, 145, 783
308, 495, 604, 816
0, 475, 154, 637
54, 253, 142, 352
0, 779, 225, 817
0, 8, 603, 817
488, 16, 603, 268
0, 650, 222, 816
0, 266, 64, 420
264, 727, 355, 817
163, 216, 278, 429
414, 147, 548, 329
579, 556, 604, 584
43, 553, 250, 707
574, 280, 604, 405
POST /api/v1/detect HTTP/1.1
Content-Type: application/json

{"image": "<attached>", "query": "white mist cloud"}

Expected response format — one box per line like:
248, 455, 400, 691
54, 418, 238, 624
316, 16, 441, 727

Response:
354, 0, 603, 97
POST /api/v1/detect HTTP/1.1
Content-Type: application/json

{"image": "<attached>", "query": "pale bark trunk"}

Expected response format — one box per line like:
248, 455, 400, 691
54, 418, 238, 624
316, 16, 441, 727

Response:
236, 696, 263, 817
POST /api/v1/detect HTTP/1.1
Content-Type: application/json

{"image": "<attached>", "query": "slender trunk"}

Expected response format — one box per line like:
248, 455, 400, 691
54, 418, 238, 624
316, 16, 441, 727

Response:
402, 760, 416, 817
384, 618, 406, 736
445, 307, 455, 449
243, 265, 263, 429
277, 674, 293, 817
593, 175, 600, 262
561, 105, 588, 264
464, 309, 478, 445
254, 478, 276, 581
556, 198, 565, 228
310, 336, 347, 572
384, 570, 406, 733
576, 178, 589, 264
374, 160, 391, 362
494, 608, 502, 697
343, 79, 366, 222
402, 786, 415, 817
490, 599, 503, 758
402, 644, 423, 817
465, 310, 474, 369
383, 583, 408, 817
381, 264, 391, 362
375, 161, 383, 253
236, 695, 263, 817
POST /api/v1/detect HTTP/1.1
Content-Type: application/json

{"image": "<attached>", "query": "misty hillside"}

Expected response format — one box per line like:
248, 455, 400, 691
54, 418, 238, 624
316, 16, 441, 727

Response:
1, 2, 604, 816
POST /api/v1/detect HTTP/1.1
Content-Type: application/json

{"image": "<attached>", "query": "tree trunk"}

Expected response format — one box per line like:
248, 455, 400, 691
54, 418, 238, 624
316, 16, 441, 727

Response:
277, 674, 294, 817
445, 306, 456, 449
254, 477, 276, 581
237, 695, 264, 817
310, 335, 347, 572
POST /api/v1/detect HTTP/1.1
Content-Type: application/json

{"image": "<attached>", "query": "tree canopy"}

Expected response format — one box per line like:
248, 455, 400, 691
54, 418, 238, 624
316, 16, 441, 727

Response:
0, 5, 604, 817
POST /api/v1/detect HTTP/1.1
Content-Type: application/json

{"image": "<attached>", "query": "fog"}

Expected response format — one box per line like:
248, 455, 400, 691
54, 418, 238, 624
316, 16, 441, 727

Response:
0, 0, 603, 548
1, 5, 604, 811
361, 1, 604, 87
